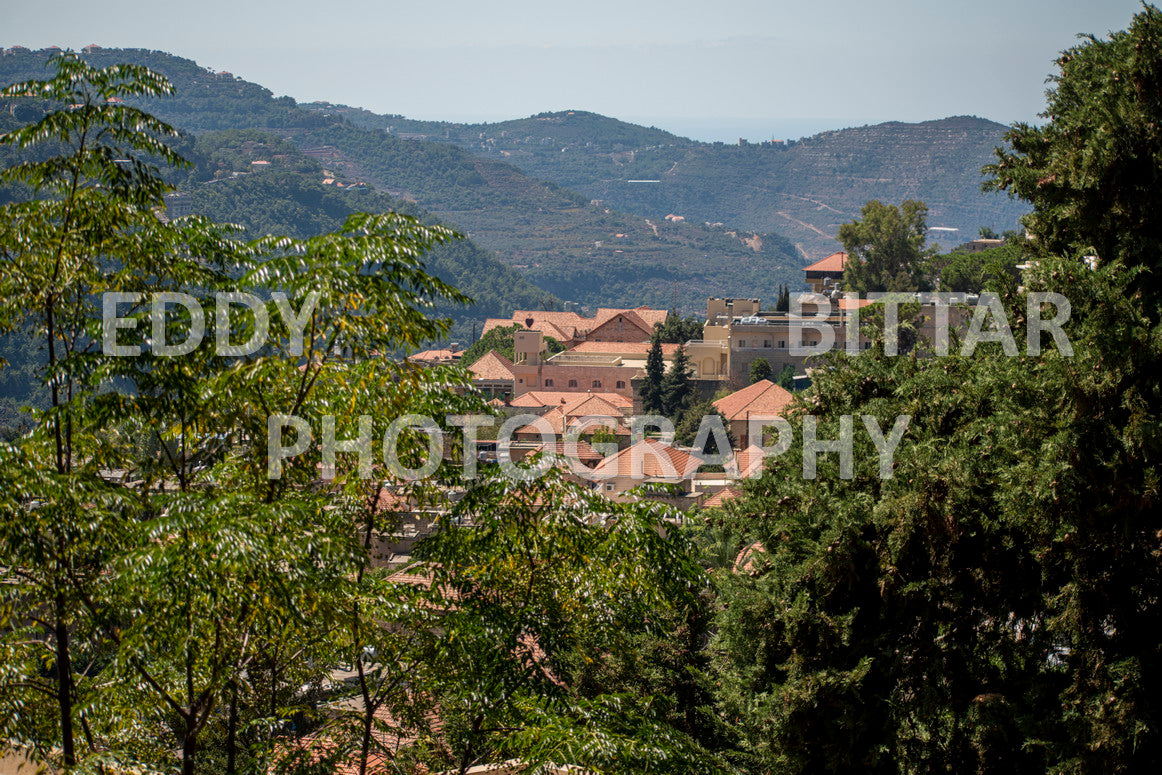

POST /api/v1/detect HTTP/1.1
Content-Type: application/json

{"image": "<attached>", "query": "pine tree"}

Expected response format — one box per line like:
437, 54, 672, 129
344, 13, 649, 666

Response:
640, 333, 666, 414
661, 345, 693, 418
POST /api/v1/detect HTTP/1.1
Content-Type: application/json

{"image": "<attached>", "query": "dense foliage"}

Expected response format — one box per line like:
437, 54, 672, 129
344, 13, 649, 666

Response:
0, 56, 718, 775
712, 8, 1162, 772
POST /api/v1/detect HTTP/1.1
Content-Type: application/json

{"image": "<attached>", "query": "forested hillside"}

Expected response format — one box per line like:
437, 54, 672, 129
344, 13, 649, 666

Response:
0, 50, 804, 311
332, 108, 1031, 259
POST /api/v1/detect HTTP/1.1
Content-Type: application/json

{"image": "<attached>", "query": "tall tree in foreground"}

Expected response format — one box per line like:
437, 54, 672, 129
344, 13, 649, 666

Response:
986, 3, 1162, 288
714, 7, 1162, 773
0, 55, 730, 775
0, 53, 194, 769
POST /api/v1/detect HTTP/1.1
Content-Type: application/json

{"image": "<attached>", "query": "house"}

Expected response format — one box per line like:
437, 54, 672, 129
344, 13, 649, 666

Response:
955, 238, 1006, 253
712, 380, 795, 448
508, 390, 633, 413
467, 351, 516, 397
511, 393, 630, 445
482, 306, 667, 347
729, 444, 766, 479
701, 485, 743, 509
508, 330, 665, 398
408, 347, 462, 366
529, 439, 606, 469
588, 438, 703, 498
803, 251, 848, 293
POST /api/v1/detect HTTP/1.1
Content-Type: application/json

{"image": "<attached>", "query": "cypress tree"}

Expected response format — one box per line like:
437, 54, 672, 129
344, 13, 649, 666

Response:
640, 333, 666, 414
661, 345, 693, 418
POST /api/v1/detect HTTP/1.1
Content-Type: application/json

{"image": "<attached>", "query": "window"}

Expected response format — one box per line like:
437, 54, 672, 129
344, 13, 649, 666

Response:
605, 483, 615, 491
568, 379, 578, 388
778, 340, 786, 348
543, 378, 554, 387
764, 340, 771, 348
592, 380, 602, 388
518, 378, 524, 384
738, 339, 746, 348
616, 380, 626, 389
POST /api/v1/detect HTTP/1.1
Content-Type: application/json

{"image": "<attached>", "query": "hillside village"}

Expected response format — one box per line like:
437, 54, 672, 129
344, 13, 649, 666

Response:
399, 251, 978, 527
2, 9, 1159, 773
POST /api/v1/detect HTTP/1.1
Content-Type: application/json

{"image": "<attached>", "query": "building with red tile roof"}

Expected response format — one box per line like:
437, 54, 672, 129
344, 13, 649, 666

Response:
407, 347, 462, 366
701, 485, 743, 509
508, 390, 633, 411
803, 251, 848, 292
467, 351, 516, 396
589, 438, 703, 497
482, 306, 668, 346
730, 445, 767, 479
713, 380, 795, 447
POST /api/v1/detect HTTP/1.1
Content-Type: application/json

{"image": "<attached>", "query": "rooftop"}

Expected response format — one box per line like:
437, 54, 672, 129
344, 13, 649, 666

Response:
713, 379, 795, 422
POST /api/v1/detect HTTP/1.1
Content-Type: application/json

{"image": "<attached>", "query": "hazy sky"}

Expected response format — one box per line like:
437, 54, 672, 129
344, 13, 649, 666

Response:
1, 0, 1145, 141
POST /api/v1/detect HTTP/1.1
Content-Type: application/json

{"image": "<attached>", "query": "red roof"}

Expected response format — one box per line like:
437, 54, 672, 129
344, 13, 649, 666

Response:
713, 379, 795, 422
803, 251, 847, 274
408, 348, 461, 364
483, 306, 668, 342
702, 486, 743, 509
733, 541, 767, 573
510, 390, 633, 410
838, 297, 873, 311
468, 351, 515, 381
531, 439, 604, 464
590, 438, 702, 480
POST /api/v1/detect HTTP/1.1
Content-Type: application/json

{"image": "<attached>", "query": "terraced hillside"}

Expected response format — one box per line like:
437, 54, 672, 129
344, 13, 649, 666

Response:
0, 50, 802, 312
335, 109, 1030, 259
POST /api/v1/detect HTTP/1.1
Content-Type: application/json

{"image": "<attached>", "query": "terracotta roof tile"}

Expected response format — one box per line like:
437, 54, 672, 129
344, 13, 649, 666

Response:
731, 445, 766, 479
510, 391, 633, 410
590, 438, 702, 480
702, 486, 743, 509
713, 380, 795, 422
803, 251, 848, 273
468, 351, 515, 381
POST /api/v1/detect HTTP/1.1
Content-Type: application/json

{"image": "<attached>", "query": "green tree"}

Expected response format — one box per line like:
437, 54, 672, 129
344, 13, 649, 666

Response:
674, 400, 733, 457
773, 363, 795, 390
839, 199, 933, 292
0, 55, 730, 775
640, 333, 666, 415
460, 323, 563, 366
774, 283, 790, 313
714, 9, 1162, 772
986, 4, 1162, 287
747, 358, 771, 384
0, 53, 194, 768
654, 314, 703, 344
930, 243, 1023, 294
661, 345, 693, 418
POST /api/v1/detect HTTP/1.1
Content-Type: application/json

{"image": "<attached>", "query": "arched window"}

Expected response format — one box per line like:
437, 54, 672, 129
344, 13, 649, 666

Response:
592, 380, 602, 388
544, 378, 554, 387
568, 379, 578, 387
616, 380, 626, 389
